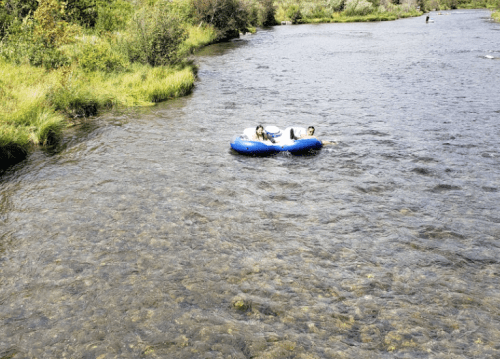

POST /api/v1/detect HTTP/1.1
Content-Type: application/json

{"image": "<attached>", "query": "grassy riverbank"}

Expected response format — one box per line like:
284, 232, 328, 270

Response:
0, 0, 222, 167
0, 27, 214, 167
0, 60, 197, 150
274, 0, 423, 24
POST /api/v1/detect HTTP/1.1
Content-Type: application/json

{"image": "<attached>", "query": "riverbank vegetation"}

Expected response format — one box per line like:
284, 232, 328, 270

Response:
274, 0, 422, 24
0, 0, 498, 167
0, 0, 239, 166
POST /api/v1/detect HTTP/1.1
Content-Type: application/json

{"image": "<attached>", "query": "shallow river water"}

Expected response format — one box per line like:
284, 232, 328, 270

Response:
1, 9, 500, 359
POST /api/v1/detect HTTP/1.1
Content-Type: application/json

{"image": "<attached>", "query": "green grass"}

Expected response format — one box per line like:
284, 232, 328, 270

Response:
0, 60, 197, 167
296, 11, 417, 23
0, 60, 64, 163
178, 24, 219, 57
274, 0, 423, 23
0, 20, 219, 168
492, 10, 500, 21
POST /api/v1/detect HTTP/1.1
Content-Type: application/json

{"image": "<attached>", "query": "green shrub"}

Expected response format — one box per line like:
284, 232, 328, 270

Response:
0, 0, 80, 69
302, 2, 333, 18
191, 0, 249, 40
126, 6, 188, 66
33, 0, 79, 48
64, 0, 99, 27
79, 40, 129, 73
286, 4, 303, 22
95, 0, 133, 32
0, 17, 34, 65
327, 0, 346, 12
259, 0, 278, 26
29, 45, 72, 69
248, 3, 260, 26
0, 0, 38, 39
344, 0, 374, 15
247, 0, 277, 26
0, 8, 14, 39
0, 17, 70, 69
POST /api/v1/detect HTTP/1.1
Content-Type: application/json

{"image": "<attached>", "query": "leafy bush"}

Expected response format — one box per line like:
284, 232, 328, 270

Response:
259, 0, 278, 26
191, 0, 249, 40
247, 0, 277, 26
344, 0, 374, 15
0, 16, 71, 69
0, 8, 13, 39
0, 0, 80, 69
64, 0, 99, 27
0, 17, 35, 65
29, 46, 72, 69
302, 3, 333, 18
79, 40, 129, 73
327, 0, 346, 12
0, 0, 38, 38
95, 0, 133, 32
286, 4, 303, 22
125, 6, 188, 66
33, 0, 78, 48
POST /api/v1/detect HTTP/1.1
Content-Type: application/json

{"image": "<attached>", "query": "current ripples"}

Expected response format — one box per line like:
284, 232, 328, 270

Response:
0, 9, 500, 359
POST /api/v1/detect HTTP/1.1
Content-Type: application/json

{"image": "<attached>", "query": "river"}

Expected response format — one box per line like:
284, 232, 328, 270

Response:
1, 9, 500, 358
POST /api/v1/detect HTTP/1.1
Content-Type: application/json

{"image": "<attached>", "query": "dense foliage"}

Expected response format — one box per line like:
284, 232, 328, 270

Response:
1, 0, 497, 68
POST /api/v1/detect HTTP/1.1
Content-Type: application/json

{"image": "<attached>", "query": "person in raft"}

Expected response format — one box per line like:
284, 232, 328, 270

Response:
291, 126, 336, 145
252, 125, 275, 143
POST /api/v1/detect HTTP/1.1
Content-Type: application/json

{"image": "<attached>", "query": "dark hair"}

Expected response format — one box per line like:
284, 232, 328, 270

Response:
308, 126, 315, 132
255, 125, 265, 140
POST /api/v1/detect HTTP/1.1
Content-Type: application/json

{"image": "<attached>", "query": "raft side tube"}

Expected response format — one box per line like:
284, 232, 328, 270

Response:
230, 137, 322, 156
283, 138, 322, 154
230, 137, 280, 155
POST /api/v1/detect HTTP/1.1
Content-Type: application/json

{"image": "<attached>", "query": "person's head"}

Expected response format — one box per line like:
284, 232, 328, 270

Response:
256, 125, 264, 135
307, 126, 315, 136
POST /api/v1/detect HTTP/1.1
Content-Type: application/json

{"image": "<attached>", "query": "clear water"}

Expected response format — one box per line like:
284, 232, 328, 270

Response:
1, 9, 500, 358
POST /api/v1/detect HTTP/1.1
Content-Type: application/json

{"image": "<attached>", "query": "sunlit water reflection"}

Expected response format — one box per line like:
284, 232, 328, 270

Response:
1, 9, 500, 358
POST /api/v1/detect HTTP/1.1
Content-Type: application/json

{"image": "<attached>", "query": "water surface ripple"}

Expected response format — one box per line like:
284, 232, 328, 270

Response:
1, 9, 500, 358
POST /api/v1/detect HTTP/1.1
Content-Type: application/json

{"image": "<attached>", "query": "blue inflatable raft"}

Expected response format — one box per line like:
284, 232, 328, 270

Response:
230, 126, 323, 155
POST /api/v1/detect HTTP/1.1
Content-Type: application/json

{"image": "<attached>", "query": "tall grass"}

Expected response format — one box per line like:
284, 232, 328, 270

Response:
178, 24, 219, 57
0, 60, 64, 163
274, 0, 423, 23
0, 58, 197, 166
78, 64, 196, 106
